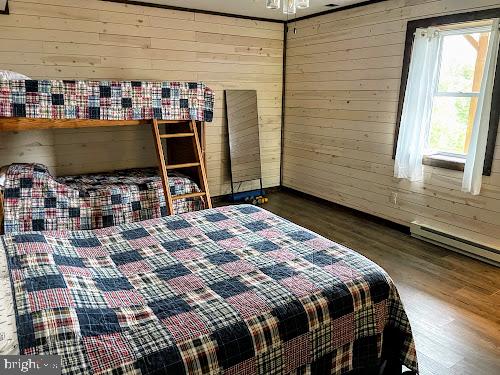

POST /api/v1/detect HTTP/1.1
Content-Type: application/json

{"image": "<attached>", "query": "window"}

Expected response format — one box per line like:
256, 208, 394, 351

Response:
427, 25, 491, 158
393, 9, 500, 195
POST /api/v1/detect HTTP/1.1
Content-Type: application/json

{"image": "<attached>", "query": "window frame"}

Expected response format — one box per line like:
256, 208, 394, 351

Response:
393, 8, 500, 175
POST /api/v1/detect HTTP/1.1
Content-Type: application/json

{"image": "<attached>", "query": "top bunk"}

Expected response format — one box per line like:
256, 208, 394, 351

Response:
0, 79, 214, 131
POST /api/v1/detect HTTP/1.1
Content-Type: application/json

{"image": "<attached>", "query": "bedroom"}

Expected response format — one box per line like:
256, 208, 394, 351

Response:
0, 0, 498, 374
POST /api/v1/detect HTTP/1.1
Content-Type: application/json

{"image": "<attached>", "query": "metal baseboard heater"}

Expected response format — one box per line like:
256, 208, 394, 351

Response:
410, 222, 500, 267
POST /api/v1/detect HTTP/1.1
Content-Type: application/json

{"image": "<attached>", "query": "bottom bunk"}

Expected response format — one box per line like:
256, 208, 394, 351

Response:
0, 163, 205, 233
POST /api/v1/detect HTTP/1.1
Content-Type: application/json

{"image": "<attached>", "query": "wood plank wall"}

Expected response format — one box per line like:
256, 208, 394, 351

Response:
0, 0, 284, 196
283, 0, 500, 248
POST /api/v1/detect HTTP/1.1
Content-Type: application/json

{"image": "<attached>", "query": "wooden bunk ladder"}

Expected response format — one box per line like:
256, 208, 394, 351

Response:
151, 119, 212, 215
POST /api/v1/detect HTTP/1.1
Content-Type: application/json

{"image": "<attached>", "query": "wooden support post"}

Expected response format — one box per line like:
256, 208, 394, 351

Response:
151, 119, 174, 215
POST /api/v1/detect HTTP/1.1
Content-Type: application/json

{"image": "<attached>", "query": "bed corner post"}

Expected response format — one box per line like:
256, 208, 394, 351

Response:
201, 121, 207, 170
0, 189, 4, 235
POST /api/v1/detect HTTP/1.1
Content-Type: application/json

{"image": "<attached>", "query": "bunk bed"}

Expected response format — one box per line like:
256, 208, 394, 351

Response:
0, 163, 204, 233
0, 78, 418, 375
0, 79, 214, 232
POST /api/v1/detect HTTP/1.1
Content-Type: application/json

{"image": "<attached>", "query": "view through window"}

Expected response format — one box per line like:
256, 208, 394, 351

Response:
426, 22, 493, 157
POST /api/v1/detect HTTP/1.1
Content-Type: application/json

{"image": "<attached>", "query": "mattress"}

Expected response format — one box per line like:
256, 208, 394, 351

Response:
2, 164, 205, 233
0, 205, 418, 374
0, 80, 214, 122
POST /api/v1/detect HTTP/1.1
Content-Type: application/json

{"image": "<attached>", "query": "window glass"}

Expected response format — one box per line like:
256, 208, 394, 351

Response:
428, 97, 472, 154
437, 33, 485, 93
427, 29, 491, 156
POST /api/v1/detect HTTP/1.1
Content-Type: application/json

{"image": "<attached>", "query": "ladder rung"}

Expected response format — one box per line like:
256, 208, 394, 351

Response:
155, 120, 190, 124
166, 162, 200, 170
171, 192, 207, 201
160, 133, 195, 139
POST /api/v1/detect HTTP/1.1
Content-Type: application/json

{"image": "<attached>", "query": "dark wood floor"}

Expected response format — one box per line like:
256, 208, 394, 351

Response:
254, 190, 500, 375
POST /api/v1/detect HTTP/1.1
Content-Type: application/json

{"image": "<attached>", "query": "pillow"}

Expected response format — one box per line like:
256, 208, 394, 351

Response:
0, 165, 8, 188
0, 70, 31, 80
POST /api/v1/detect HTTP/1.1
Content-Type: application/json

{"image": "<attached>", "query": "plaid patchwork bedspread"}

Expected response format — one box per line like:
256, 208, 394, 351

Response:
2, 164, 204, 233
2, 205, 418, 374
0, 80, 213, 122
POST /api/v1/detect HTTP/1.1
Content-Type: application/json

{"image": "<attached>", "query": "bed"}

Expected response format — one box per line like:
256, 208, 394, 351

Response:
0, 163, 205, 233
0, 80, 213, 123
0, 204, 418, 374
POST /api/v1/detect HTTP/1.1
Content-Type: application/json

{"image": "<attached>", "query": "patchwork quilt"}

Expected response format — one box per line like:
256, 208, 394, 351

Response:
2, 164, 204, 233
2, 205, 418, 374
0, 80, 214, 122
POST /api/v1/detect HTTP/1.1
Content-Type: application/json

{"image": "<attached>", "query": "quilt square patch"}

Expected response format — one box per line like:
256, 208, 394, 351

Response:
212, 321, 255, 369
70, 237, 101, 248
115, 305, 155, 328
250, 240, 279, 252
178, 335, 219, 374
219, 260, 256, 277
118, 260, 152, 276
260, 265, 297, 281
225, 358, 257, 375
122, 227, 150, 240
280, 275, 317, 298
168, 274, 205, 294
210, 279, 249, 299
83, 333, 134, 373
136, 346, 185, 375
28, 288, 75, 312
162, 310, 210, 342
149, 296, 192, 319
156, 263, 191, 281
207, 251, 239, 265
25, 274, 66, 292
244, 222, 270, 232
77, 308, 121, 337
272, 300, 309, 342
53, 254, 85, 268
124, 320, 173, 355
166, 218, 193, 230
288, 230, 316, 242
332, 313, 355, 349
110, 250, 143, 266
103, 290, 144, 308
284, 334, 312, 373
256, 345, 284, 374
196, 299, 241, 329
206, 229, 234, 242
226, 291, 267, 319
304, 251, 338, 267
162, 239, 192, 252
95, 277, 133, 292
204, 213, 228, 222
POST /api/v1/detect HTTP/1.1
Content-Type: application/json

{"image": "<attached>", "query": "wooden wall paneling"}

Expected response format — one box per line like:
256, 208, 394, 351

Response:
283, 0, 500, 248
0, 0, 284, 197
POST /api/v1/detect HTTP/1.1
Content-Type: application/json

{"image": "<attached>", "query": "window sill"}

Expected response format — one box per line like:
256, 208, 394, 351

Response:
422, 154, 465, 171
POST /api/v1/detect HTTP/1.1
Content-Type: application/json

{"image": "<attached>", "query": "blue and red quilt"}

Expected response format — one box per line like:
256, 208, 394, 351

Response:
2, 205, 418, 374
0, 80, 214, 122
2, 164, 204, 233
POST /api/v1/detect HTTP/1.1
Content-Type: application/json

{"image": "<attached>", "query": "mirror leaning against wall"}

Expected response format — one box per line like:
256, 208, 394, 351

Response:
224, 90, 263, 198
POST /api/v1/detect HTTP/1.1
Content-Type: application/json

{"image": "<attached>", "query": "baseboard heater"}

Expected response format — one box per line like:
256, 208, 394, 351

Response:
410, 222, 500, 267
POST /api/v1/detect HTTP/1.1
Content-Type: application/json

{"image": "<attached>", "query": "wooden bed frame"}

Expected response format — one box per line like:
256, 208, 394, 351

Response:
0, 117, 208, 234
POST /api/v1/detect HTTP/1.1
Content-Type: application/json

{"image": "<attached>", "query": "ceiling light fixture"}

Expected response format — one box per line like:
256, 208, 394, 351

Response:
266, 0, 310, 15
266, 0, 280, 10
296, 0, 310, 9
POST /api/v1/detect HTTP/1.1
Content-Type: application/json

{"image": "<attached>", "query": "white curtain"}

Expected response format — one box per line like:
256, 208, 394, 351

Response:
462, 19, 500, 195
394, 28, 442, 181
